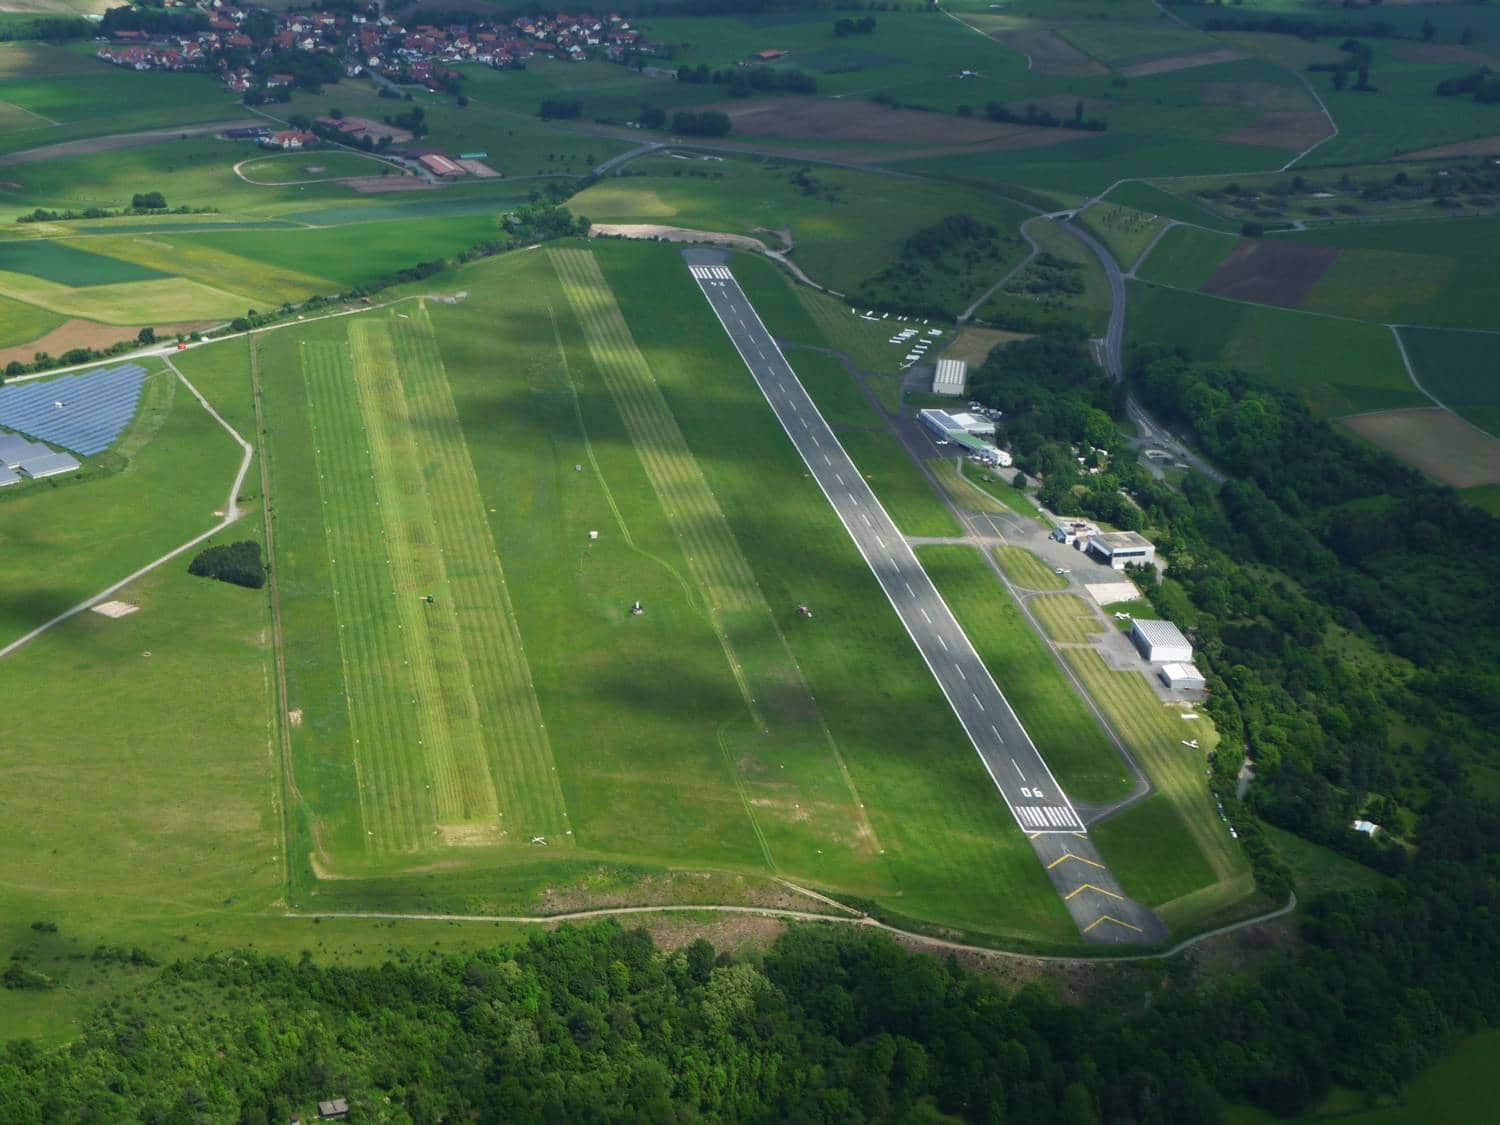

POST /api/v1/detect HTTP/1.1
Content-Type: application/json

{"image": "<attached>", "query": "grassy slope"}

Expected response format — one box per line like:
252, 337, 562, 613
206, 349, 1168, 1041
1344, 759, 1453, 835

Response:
1127, 282, 1424, 416
919, 545, 1133, 804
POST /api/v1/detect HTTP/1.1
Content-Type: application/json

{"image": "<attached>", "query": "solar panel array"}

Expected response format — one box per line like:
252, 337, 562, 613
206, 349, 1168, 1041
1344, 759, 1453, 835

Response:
0, 364, 149, 455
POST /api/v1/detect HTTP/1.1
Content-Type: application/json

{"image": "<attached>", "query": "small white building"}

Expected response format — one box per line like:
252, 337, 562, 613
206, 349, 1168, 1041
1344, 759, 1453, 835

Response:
1086, 530, 1156, 571
1352, 819, 1381, 836
932, 358, 967, 396
1131, 618, 1192, 664
1159, 662, 1206, 690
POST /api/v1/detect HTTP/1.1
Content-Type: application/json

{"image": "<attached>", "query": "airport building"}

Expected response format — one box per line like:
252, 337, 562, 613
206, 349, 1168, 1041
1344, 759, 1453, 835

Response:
1131, 618, 1193, 664
1158, 662, 1206, 690
932, 358, 967, 396
1086, 530, 1156, 571
917, 409, 1010, 465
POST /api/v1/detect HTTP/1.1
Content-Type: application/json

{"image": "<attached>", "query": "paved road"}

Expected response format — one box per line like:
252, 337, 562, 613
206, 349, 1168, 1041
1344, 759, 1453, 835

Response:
684, 249, 1166, 944
0, 120, 263, 167
1059, 218, 1227, 484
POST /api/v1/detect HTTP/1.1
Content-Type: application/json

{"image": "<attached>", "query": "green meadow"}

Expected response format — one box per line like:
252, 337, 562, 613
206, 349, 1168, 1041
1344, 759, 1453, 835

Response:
1127, 282, 1424, 417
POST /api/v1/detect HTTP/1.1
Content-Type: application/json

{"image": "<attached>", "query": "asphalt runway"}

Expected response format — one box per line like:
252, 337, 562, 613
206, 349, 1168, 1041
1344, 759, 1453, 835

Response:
684, 250, 1166, 944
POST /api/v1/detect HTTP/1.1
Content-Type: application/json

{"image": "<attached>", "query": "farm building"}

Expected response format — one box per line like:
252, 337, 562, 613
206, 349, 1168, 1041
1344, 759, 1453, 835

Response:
1159, 662, 1206, 690
932, 358, 967, 396
419, 153, 466, 177
1131, 618, 1193, 664
1086, 530, 1156, 571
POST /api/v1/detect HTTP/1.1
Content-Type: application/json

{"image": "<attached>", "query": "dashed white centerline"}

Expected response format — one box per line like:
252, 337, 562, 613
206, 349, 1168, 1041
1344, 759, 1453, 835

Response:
970, 692, 984, 710
835, 473, 845, 485
937, 635, 949, 651
904, 581, 915, 596
822, 454, 831, 465
956, 665, 967, 681
920, 608, 932, 623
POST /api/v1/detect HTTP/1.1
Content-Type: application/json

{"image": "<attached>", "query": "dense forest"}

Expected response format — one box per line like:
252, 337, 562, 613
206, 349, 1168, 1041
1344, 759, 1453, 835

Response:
4, 883, 1498, 1123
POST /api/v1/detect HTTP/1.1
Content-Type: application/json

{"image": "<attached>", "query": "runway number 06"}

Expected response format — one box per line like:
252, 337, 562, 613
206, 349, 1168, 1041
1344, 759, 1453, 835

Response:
1021, 787, 1044, 799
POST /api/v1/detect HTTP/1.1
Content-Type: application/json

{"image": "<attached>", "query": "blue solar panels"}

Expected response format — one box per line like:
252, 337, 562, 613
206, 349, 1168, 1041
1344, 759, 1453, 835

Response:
0, 364, 148, 456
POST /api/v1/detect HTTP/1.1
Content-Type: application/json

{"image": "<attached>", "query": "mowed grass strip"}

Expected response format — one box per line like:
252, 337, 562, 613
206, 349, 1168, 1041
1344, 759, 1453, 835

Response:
1030, 594, 1104, 644
552, 249, 763, 623
344, 319, 503, 838
388, 304, 570, 844
552, 247, 877, 876
300, 340, 433, 854
919, 546, 1132, 804
994, 545, 1068, 590
1064, 649, 1251, 924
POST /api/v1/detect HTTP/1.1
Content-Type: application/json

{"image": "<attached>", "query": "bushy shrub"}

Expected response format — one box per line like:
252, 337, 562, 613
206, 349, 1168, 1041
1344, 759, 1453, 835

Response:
188, 540, 266, 590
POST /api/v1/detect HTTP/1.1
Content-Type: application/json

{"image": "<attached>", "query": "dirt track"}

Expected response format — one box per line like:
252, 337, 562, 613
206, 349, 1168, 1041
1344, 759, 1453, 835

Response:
0, 120, 262, 167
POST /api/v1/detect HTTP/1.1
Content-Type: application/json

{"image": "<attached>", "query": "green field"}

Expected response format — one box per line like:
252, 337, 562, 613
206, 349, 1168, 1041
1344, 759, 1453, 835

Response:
572, 155, 1034, 301
919, 545, 1132, 804
994, 545, 1069, 590
0, 289, 62, 347
1065, 649, 1254, 930
1134, 224, 1237, 290
1398, 325, 1500, 436
0, 238, 169, 286
1281, 218, 1500, 332
1127, 282, 1424, 416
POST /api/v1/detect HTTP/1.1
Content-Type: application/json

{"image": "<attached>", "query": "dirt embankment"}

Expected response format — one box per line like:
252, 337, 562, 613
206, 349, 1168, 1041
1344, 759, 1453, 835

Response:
590, 223, 771, 253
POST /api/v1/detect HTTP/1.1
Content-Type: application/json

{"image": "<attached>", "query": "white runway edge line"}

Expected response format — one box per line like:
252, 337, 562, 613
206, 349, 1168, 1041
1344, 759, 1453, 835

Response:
688, 260, 1083, 834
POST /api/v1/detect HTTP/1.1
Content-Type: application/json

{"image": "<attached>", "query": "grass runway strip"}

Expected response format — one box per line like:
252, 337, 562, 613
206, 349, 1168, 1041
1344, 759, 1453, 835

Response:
301, 310, 568, 854
387, 304, 570, 844
552, 247, 877, 873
